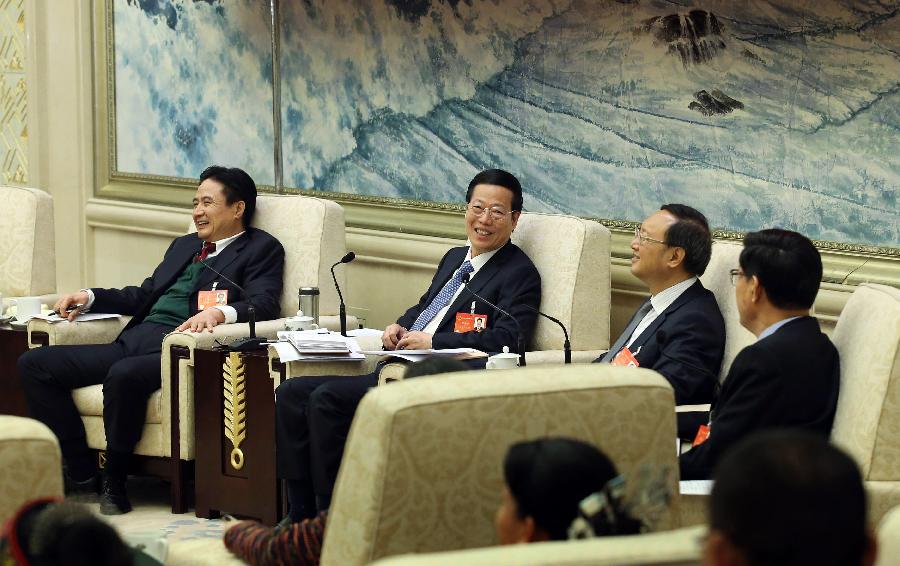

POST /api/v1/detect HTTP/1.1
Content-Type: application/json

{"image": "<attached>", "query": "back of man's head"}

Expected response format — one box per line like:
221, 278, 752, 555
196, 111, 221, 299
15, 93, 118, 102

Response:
709, 430, 872, 566
659, 204, 712, 276
199, 165, 258, 227
739, 229, 821, 310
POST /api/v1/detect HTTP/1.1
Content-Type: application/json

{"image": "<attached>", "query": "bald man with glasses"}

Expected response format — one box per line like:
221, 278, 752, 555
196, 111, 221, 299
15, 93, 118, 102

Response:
595, 205, 725, 437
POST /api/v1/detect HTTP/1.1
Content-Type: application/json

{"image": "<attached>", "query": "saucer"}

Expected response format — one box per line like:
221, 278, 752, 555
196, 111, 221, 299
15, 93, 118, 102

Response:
9, 319, 28, 329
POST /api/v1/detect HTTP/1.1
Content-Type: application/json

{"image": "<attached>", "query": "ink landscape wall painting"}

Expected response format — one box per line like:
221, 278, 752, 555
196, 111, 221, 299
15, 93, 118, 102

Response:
112, 0, 900, 250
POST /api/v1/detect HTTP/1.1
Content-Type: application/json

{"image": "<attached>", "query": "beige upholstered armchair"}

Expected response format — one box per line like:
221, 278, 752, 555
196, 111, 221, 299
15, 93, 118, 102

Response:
515, 212, 612, 363
0, 416, 63, 521
675, 240, 754, 418
0, 186, 56, 307
26, 195, 349, 512
320, 364, 681, 565
697, 241, 755, 381
876, 505, 900, 566
831, 283, 900, 524
370, 525, 705, 566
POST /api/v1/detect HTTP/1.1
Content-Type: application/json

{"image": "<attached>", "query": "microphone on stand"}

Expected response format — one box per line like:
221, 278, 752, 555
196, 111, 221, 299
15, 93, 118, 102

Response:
520, 304, 571, 364
460, 273, 526, 366
331, 251, 356, 336
196, 257, 266, 351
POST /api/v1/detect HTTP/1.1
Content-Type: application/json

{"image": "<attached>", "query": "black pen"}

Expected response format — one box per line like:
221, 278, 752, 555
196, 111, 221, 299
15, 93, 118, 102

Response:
60, 304, 84, 315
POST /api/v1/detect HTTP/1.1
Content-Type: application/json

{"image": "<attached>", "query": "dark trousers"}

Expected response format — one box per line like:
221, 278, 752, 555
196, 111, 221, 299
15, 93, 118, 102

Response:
275, 370, 378, 512
18, 322, 174, 468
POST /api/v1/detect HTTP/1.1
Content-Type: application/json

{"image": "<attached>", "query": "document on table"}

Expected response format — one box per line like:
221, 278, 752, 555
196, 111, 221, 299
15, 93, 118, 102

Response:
359, 347, 488, 363
679, 480, 714, 495
271, 330, 366, 362
347, 328, 384, 338
31, 313, 122, 324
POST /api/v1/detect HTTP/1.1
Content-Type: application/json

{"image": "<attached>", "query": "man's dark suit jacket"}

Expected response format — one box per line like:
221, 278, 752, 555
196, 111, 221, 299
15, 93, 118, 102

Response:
395, 241, 541, 353
596, 280, 725, 407
91, 227, 285, 331
679, 316, 840, 480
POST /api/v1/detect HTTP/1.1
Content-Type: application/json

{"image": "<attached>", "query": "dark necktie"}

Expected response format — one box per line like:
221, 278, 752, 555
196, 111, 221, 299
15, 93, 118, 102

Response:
599, 300, 654, 363
195, 241, 216, 263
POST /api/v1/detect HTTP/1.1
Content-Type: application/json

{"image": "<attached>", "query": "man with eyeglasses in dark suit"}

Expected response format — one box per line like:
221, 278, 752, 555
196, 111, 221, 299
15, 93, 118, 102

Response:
680, 229, 839, 480
275, 169, 542, 523
595, 205, 726, 437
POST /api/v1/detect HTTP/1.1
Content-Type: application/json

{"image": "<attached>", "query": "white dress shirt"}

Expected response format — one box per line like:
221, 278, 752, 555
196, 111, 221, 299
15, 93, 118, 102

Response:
757, 316, 801, 341
625, 276, 699, 348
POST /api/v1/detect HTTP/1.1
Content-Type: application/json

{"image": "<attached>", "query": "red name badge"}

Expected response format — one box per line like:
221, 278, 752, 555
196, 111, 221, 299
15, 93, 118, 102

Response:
454, 312, 488, 333
692, 424, 711, 447
611, 346, 640, 367
197, 290, 228, 311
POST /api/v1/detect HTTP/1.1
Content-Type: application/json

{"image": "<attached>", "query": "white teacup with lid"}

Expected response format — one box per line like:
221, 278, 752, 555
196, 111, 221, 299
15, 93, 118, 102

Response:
284, 309, 319, 332
486, 346, 520, 369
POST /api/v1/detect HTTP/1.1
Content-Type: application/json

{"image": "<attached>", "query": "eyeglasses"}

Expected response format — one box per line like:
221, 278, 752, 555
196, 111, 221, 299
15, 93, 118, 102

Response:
633, 226, 666, 246
729, 268, 744, 286
467, 203, 514, 221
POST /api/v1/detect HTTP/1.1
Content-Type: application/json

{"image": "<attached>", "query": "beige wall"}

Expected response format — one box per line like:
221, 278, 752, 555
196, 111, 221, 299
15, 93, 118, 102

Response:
27, 1, 93, 292
0, 0, 28, 186
23, 2, 879, 339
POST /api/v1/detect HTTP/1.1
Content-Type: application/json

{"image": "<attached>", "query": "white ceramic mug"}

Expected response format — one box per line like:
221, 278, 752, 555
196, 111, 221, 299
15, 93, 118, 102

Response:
486, 347, 520, 370
284, 315, 319, 332
10, 296, 41, 321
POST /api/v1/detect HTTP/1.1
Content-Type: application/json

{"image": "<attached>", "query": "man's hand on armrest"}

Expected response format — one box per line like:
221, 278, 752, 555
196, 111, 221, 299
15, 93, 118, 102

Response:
176, 309, 226, 333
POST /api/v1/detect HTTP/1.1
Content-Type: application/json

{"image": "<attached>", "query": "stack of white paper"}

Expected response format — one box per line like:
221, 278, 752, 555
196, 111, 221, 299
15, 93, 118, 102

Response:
359, 347, 487, 363
31, 313, 122, 324
272, 330, 367, 363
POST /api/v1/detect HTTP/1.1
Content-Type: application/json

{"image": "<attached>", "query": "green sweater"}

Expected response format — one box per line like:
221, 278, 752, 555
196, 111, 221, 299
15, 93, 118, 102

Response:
144, 262, 205, 327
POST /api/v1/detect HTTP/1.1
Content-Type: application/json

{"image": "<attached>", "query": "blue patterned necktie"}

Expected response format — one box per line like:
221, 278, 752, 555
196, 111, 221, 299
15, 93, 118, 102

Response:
410, 260, 474, 332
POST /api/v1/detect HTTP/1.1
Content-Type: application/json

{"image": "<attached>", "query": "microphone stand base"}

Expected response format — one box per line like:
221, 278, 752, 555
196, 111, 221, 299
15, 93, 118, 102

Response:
229, 337, 268, 352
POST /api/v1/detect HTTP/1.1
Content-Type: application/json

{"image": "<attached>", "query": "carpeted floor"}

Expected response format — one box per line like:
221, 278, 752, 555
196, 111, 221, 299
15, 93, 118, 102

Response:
76, 477, 238, 564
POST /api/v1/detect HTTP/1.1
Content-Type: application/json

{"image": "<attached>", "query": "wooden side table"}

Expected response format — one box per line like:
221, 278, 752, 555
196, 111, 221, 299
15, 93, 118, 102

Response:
0, 324, 31, 416
193, 347, 284, 525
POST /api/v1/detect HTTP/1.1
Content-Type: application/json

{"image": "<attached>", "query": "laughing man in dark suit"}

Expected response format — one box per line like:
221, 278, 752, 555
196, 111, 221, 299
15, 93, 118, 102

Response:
18, 166, 284, 514
275, 169, 542, 523
596, 205, 726, 417
680, 229, 840, 480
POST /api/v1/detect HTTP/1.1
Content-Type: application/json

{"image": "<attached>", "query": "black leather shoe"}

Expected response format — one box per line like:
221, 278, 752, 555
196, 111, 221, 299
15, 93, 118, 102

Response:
64, 472, 100, 500
99, 475, 132, 515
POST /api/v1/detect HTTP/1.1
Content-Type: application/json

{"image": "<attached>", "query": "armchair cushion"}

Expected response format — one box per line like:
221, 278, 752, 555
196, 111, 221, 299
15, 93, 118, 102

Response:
27, 317, 131, 348
370, 525, 705, 566
322, 365, 679, 565
0, 416, 64, 522
830, 284, 900, 480
0, 186, 55, 298
511, 213, 611, 351
876, 504, 900, 566
698, 241, 754, 381
72, 386, 162, 423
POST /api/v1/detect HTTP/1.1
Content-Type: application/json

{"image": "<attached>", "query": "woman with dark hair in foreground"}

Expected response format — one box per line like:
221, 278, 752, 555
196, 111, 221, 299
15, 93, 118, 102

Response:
497, 437, 643, 543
